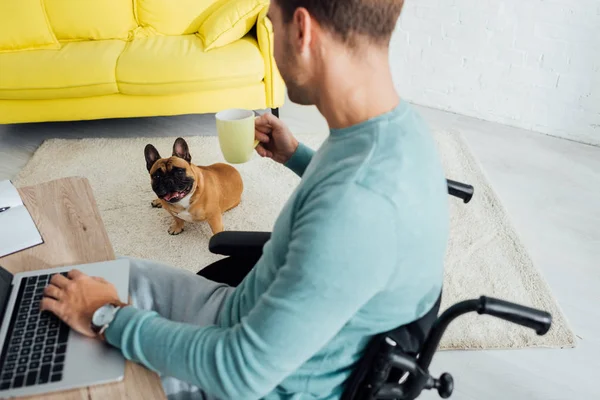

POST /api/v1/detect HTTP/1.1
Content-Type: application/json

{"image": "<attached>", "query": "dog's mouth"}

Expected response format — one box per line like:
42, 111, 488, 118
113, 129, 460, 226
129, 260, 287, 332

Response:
161, 186, 192, 203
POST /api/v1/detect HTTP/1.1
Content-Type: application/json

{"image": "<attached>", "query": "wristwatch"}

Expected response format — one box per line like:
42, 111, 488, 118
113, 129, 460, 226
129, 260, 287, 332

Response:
91, 303, 123, 339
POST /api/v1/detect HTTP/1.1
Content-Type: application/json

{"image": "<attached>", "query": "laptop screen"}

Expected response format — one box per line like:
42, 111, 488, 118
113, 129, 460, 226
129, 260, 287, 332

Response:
0, 266, 13, 325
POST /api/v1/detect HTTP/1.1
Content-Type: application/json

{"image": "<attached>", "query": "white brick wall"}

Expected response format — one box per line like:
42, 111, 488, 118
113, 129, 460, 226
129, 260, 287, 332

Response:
390, 0, 600, 146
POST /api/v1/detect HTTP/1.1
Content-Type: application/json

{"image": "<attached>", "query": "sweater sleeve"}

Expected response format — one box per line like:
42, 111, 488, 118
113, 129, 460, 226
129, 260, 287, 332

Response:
284, 142, 315, 177
105, 184, 397, 400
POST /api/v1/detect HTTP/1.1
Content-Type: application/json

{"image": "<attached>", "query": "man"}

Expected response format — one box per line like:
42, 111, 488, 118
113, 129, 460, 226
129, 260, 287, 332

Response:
40, 0, 449, 399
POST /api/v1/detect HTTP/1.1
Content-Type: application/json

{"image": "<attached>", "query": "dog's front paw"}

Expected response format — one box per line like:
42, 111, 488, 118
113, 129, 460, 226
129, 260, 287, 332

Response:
151, 199, 163, 208
168, 225, 184, 235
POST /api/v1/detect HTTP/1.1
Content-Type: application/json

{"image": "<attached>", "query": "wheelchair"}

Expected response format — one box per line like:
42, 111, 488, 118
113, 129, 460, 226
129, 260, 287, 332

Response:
207, 180, 552, 400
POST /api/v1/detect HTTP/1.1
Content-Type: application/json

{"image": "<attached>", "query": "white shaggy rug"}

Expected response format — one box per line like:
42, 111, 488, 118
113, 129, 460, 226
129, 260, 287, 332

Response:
15, 131, 575, 350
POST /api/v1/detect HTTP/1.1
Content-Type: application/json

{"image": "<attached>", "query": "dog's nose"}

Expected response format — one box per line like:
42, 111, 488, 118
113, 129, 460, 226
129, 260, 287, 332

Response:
160, 179, 173, 190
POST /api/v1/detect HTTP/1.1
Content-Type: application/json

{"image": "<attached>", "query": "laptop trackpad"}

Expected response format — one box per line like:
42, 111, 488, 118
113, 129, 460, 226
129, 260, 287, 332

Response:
63, 332, 125, 388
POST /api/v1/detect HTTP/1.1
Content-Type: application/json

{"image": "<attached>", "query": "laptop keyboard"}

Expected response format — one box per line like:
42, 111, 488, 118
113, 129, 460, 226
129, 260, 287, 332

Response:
0, 273, 71, 391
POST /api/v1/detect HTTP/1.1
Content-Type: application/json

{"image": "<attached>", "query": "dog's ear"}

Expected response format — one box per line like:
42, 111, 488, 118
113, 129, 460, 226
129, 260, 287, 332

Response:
144, 144, 161, 171
172, 138, 191, 163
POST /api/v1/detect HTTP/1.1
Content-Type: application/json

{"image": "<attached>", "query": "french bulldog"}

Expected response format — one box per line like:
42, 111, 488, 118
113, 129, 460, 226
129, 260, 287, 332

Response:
144, 137, 243, 235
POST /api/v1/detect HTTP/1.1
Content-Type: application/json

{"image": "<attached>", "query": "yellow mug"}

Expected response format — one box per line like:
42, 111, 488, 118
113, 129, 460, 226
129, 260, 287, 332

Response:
215, 109, 260, 164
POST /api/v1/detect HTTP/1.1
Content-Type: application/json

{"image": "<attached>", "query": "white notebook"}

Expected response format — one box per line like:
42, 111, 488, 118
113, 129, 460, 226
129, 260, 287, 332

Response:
0, 180, 43, 258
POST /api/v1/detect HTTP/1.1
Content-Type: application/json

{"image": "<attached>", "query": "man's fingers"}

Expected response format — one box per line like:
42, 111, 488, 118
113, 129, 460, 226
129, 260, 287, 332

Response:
255, 131, 271, 143
254, 114, 271, 128
255, 122, 272, 134
49, 273, 70, 288
255, 144, 273, 158
256, 144, 267, 157
43, 284, 62, 300
263, 112, 280, 123
40, 297, 61, 316
68, 269, 85, 280
255, 112, 280, 130
92, 277, 108, 283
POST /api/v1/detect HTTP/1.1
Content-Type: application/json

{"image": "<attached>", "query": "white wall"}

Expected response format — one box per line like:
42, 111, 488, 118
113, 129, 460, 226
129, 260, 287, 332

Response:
390, 0, 600, 146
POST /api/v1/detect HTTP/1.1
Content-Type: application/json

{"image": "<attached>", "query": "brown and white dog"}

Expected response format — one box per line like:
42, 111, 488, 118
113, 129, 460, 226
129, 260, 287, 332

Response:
144, 138, 243, 235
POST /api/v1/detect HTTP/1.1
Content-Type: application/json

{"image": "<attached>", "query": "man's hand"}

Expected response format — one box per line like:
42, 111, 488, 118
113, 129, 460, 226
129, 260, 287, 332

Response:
255, 113, 299, 164
40, 269, 123, 338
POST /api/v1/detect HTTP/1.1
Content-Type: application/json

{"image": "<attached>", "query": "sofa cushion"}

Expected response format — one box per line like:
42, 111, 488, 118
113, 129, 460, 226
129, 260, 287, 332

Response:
116, 35, 265, 96
0, 40, 126, 100
136, 0, 220, 35
198, 0, 268, 51
45, 0, 137, 41
0, 0, 60, 53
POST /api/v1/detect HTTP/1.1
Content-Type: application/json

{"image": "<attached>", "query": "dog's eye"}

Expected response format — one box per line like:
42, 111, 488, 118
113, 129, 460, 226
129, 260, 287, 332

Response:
153, 174, 161, 179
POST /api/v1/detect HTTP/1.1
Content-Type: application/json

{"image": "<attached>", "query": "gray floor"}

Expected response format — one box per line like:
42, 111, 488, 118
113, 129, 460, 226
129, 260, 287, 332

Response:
1, 100, 599, 399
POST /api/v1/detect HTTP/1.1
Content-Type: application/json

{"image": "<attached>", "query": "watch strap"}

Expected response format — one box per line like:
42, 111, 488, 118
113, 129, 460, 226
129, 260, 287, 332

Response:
98, 321, 112, 341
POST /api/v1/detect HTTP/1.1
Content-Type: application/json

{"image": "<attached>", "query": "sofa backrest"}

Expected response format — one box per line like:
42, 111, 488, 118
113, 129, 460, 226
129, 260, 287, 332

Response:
45, 0, 137, 41
136, 0, 223, 36
43, 0, 241, 42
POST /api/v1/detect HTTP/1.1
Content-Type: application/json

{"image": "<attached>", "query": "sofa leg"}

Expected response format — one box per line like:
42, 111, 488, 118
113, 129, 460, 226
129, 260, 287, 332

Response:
271, 108, 280, 118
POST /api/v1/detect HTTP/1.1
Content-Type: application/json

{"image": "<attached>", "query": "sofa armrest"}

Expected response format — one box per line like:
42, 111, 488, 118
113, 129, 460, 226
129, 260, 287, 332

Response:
256, 8, 285, 108
209, 231, 272, 256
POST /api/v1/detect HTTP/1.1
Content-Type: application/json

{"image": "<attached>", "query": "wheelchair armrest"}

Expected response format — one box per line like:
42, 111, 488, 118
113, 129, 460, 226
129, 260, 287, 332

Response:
209, 231, 272, 257
446, 179, 474, 204
417, 296, 552, 371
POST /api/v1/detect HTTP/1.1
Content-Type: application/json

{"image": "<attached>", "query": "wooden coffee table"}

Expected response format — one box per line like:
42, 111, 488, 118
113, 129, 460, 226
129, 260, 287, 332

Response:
0, 177, 165, 400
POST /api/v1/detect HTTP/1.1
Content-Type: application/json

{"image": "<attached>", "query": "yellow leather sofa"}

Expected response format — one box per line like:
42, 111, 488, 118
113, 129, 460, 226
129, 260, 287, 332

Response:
0, 0, 285, 124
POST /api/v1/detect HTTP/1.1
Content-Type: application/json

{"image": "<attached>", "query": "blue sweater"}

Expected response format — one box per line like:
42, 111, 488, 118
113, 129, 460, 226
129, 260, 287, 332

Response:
106, 102, 449, 399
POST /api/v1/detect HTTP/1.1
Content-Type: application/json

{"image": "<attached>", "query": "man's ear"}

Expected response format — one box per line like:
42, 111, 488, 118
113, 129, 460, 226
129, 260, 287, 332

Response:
144, 144, 161, 171
173, 138, 192, 163
294, 7, 313, 54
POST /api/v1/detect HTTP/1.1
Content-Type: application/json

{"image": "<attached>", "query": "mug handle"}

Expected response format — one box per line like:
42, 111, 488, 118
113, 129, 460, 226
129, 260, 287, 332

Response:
254, 115, 261, 149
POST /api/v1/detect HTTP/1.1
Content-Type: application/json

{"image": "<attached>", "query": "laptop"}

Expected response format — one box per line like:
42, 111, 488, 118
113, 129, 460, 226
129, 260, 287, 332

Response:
0, 259, 130, 398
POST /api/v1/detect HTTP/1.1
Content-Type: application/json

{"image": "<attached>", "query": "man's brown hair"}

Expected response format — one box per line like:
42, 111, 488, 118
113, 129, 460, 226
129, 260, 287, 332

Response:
274, 0, 405, 45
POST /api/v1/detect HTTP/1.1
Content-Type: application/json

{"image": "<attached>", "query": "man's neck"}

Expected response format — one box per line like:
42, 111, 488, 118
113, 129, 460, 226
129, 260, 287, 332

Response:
314, 47, 400, 131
